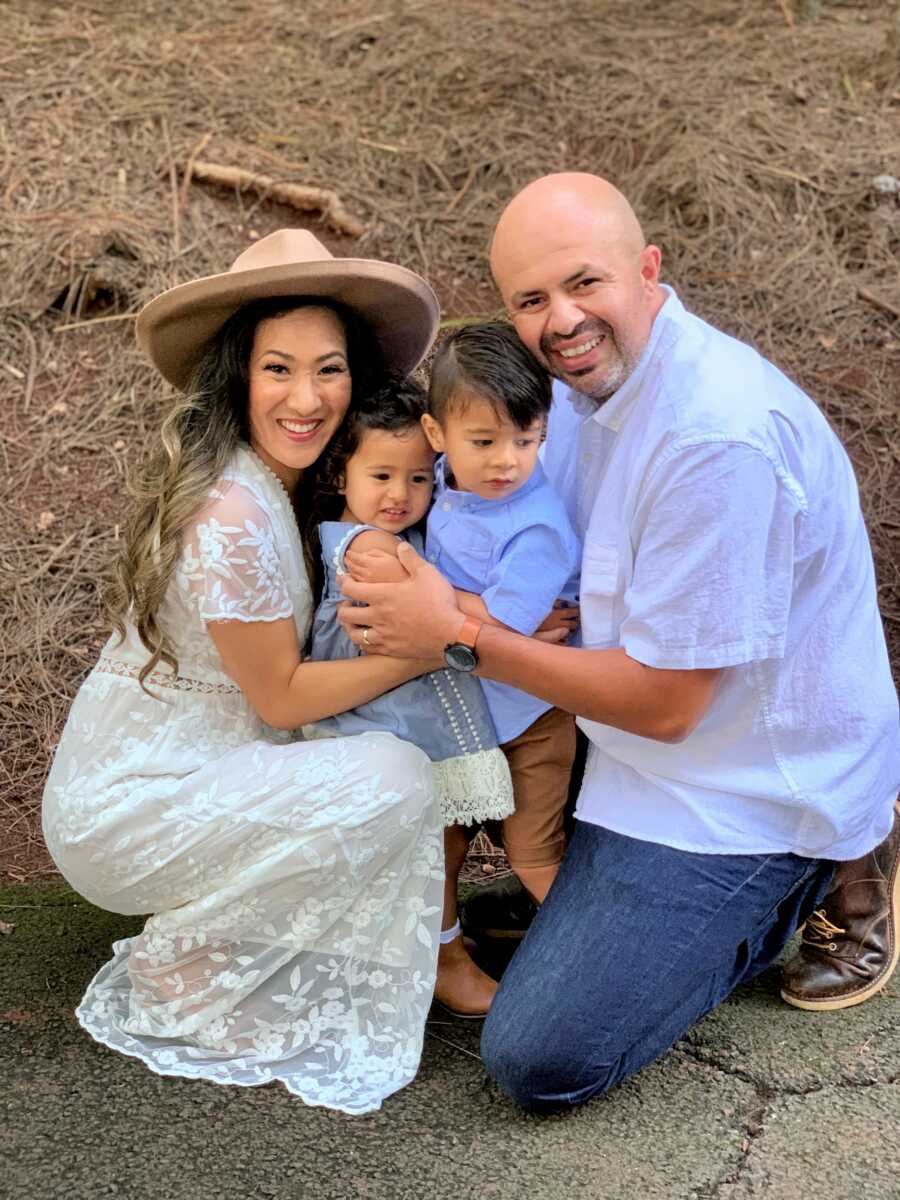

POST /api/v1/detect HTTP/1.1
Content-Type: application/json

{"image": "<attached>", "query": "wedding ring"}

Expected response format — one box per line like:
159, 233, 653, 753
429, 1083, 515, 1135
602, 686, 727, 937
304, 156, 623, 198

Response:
362, 628, 371, 648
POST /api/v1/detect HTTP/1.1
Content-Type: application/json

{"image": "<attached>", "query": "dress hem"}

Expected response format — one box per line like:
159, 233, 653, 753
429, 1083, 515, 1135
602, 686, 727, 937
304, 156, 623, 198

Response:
75, 1005, 413, 1116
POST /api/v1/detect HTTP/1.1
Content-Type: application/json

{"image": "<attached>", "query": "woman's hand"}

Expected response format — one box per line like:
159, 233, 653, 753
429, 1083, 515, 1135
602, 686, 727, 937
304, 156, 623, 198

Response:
340, 541, 463, 659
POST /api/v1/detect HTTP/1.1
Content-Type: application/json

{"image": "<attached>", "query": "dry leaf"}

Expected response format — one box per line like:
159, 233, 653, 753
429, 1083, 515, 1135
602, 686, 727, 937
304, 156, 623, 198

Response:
817, 334, 837, 350
2, 1009, 31, 1024
0, 920, 15, 936
37, 511, 57, 530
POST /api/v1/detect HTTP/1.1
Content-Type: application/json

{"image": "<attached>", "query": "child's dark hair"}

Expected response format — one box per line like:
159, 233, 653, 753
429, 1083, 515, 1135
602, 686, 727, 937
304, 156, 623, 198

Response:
302, 374, 428, 628
428, 321, 551, 429
313, 373, 428, 521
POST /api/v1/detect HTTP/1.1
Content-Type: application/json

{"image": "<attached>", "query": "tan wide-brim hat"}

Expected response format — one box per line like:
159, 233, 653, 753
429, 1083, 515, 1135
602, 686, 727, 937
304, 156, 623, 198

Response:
135, 229, 440, 391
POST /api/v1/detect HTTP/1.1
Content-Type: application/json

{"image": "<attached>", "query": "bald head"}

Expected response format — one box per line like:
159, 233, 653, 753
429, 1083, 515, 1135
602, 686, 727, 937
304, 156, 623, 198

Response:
488, 173, 663, 404
490, 173, 646, 286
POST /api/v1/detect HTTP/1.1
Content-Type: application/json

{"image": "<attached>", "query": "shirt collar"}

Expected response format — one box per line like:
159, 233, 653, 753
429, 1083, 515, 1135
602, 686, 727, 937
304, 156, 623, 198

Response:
434, 454, 546, 510
565, 285, 683, 431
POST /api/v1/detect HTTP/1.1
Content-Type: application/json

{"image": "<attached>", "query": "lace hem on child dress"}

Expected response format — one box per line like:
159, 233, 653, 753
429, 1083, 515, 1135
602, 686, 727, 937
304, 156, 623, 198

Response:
432, 747, 515, 826
308, 519, 515, 826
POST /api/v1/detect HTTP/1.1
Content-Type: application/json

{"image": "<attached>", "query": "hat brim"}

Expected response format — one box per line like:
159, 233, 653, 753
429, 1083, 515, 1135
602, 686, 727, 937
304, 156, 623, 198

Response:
135, 258, 440, 391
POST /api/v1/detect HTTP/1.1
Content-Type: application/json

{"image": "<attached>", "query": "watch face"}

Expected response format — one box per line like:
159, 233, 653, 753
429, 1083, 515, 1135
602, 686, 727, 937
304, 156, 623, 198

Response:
444, 642, 478, 672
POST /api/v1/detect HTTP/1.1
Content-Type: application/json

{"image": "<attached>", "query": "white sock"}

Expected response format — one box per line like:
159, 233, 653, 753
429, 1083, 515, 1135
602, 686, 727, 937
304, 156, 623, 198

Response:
439, 920, 461, 945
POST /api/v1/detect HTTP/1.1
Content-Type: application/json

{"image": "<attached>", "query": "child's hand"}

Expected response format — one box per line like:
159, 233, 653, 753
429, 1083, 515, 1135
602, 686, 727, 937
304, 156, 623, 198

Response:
344, 547, 408, 584
533, 627, 569, 644
535, 600, 580, 641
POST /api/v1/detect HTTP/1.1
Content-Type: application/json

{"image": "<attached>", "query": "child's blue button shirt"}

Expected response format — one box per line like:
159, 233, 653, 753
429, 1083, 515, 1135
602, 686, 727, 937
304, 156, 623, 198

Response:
426, 457, 581, 743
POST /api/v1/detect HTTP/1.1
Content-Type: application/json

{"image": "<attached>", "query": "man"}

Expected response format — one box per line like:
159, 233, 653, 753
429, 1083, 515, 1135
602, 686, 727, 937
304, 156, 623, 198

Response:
340, 173, 900, 1111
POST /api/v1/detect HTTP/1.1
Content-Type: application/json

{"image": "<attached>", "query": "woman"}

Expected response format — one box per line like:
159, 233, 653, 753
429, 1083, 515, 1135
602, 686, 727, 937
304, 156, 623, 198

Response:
42, 230, 444, 1115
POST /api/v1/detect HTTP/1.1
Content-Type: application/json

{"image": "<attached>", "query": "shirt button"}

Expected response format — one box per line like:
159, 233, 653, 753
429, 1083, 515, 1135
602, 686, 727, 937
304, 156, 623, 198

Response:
582, 451, 592, 462
442, 502, 451, 511
429, 552, 437, 562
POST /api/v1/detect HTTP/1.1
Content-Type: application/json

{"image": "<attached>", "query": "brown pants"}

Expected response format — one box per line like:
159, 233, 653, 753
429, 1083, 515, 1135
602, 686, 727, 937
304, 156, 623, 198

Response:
498, 706, 577, 870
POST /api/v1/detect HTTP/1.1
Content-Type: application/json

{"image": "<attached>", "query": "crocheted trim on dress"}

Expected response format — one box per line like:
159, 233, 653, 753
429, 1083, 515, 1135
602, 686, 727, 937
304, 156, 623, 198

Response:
433, 747, 515, 826
332, 523, 382, 576
95, 655, 241, 695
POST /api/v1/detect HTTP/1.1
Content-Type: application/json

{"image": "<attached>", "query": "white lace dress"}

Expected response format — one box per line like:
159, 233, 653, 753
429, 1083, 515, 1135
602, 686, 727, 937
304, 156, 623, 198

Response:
41, 445, 444, 1115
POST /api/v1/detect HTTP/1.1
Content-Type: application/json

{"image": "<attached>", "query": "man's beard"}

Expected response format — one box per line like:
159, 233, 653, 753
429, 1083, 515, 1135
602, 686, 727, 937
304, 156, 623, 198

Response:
540, 319, 633, 405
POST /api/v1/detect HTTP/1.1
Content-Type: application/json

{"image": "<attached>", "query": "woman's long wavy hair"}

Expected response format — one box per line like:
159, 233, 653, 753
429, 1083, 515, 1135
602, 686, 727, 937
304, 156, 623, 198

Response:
108, 295, 387, 688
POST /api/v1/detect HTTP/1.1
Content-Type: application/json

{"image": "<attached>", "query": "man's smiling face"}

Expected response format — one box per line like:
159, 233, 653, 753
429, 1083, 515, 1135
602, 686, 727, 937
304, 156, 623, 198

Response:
490, 174, 664, 405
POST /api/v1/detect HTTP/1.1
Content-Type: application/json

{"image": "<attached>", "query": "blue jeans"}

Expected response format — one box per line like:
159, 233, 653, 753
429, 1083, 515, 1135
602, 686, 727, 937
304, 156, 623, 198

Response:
480, 820, 834, 1112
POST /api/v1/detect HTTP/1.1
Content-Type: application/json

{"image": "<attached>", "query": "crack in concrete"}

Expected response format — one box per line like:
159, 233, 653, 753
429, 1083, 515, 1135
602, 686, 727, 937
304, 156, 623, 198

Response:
671, 1046, 774, 1198
675, 1042, 900, 1198
694, 1097, 774, 1199
676, 1040, 899, 1096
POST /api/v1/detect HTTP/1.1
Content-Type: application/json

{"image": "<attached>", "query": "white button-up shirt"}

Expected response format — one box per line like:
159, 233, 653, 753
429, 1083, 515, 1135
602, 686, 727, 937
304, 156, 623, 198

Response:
543, 288, 900, 860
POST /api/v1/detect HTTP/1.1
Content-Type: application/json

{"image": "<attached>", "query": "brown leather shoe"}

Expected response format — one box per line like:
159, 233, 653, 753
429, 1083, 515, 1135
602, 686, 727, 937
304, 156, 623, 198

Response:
781, 800, 900, 1011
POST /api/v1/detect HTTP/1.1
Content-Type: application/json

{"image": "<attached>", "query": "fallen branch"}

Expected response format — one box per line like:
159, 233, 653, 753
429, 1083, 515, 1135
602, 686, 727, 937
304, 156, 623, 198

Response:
178, 130, 213, 212
160, 116, 181, 254
188, 161, 366, 238
776, 0, 795, 29
54, 311, 137, 333
1, 533, 77, 591
446, 162, 478, 215
424, 1031, 483, 1062
858, 286, 900, 323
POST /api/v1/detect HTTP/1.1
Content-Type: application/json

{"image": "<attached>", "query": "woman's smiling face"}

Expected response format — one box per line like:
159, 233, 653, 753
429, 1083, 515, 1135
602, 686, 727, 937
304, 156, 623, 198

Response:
247, 306, 353, 493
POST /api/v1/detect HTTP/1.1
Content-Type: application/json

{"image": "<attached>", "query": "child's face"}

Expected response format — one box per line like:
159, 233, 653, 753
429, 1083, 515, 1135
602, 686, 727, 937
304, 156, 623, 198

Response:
340, 425, 435, 532
421, 389, 543, 501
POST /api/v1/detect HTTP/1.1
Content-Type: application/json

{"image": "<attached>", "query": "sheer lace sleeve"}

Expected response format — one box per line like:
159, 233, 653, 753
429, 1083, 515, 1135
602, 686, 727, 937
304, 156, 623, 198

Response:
180, 481, 294, 623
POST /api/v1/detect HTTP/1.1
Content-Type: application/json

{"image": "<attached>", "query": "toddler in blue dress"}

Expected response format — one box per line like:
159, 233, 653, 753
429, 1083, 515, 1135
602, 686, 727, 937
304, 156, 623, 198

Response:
306, 377, 515, 1014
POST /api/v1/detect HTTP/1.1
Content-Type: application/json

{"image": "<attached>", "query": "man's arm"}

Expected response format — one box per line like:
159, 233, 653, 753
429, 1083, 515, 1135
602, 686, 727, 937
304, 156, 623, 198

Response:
469, 625, 720, 743
338, 542, 720, 742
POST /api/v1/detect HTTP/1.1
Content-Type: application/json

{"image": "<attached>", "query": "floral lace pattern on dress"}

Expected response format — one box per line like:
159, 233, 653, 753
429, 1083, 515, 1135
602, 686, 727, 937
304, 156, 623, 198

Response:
42, 445, 444, 1115
181, 483, 294, 624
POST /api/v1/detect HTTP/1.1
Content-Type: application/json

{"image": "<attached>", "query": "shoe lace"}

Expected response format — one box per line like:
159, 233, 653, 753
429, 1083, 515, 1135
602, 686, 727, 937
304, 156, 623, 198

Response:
802, 908, 847, 948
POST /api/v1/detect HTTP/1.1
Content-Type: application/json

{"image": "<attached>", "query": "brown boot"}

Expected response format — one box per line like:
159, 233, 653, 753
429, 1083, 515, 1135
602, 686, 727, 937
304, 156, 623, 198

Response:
781, 800, 900, 1011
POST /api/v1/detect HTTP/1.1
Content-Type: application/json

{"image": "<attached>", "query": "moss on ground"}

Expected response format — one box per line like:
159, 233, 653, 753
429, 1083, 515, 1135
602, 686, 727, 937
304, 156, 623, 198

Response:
0, 882, 142, 1021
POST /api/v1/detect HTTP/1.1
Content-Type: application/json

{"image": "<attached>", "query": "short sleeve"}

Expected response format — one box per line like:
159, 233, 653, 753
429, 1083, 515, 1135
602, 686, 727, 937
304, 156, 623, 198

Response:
482, 523, 580, 635
621, 440, 800, 669
179, 482, 294, 623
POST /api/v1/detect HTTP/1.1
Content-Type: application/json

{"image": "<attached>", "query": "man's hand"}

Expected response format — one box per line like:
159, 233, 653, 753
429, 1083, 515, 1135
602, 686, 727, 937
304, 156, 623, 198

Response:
340, 541, 463, 658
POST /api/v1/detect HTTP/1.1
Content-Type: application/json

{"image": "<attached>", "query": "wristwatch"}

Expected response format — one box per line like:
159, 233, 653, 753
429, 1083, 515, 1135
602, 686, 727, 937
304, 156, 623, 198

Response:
443, 615, 483, 672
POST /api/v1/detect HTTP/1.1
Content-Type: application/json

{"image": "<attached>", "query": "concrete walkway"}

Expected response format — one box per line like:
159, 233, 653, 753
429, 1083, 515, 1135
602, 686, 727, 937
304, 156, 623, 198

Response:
2, 883, 898, 1199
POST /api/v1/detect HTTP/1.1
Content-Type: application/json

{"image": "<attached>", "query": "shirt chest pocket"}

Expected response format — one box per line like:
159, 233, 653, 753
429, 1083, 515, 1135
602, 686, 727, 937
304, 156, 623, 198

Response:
459, 527, 492, 564
431, 513, 492, 588
450, 524, 494, 584
580, 544, 620, 648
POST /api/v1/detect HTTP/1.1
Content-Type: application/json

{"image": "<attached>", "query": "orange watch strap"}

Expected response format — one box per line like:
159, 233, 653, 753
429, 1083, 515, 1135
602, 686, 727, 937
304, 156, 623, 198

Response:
455, 615, 484, 650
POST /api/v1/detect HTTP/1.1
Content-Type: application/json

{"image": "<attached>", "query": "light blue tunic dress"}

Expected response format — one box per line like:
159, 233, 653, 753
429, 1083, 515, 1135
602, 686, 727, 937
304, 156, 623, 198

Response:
307, 521, 514, 826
